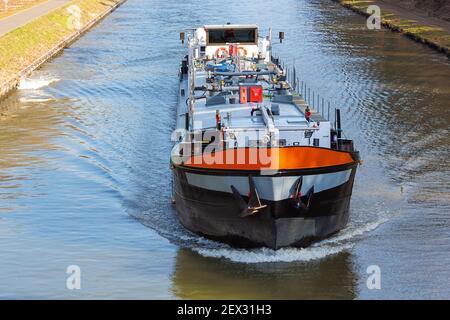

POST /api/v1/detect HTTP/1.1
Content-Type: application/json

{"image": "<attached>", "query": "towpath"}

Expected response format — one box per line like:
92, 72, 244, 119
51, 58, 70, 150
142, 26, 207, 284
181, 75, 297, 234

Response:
0, 0, 71, 37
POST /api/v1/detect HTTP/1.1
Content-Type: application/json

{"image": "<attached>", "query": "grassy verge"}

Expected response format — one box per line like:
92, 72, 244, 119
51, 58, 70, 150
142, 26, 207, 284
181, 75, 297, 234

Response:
336, 0, 450, 57
0, 0, 122, 85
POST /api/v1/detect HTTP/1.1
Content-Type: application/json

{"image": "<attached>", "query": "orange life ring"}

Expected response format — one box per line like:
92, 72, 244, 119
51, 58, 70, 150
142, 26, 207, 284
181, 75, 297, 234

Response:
237, 46, 248, 57
215, 47, 229, 58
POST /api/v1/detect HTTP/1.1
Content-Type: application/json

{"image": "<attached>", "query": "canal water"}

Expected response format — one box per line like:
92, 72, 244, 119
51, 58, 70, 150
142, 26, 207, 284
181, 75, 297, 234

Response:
0, 0, 449, 299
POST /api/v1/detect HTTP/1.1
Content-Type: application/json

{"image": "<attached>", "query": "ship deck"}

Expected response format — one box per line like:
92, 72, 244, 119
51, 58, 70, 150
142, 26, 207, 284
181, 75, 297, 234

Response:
177, 68, 327, 132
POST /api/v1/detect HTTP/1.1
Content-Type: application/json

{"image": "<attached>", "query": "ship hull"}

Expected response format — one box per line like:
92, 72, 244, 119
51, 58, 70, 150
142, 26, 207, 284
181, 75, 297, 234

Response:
172, 162, 358, 249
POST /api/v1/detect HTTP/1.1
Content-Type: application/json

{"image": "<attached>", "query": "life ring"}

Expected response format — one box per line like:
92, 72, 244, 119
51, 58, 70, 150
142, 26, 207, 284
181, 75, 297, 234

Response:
237, 46, 248, 57
215, 47, 229, 58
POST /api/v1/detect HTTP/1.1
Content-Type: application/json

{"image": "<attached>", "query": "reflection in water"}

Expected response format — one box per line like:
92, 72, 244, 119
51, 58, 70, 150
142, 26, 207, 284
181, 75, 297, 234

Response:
289, 0, 450, 187
172, 249, 356, 299
0, 93, 61, 165
0, 91, 66, 212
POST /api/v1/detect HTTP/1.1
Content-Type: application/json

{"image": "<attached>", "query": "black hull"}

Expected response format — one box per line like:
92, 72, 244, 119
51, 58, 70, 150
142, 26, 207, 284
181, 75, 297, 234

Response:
172, 164, 358, 249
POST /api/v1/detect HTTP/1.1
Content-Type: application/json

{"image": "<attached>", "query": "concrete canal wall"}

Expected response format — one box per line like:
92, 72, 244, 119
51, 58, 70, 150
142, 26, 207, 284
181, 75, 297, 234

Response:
333, 0, 450, 58
0, 0, 126, 101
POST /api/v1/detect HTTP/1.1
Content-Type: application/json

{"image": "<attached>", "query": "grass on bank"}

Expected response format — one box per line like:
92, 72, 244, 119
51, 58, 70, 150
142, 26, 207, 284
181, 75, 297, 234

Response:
339, 0, 450, 53
0, 0, 120, 84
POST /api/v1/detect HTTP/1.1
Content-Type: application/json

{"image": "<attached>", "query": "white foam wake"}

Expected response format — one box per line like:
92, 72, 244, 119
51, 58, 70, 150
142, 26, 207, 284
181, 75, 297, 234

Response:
19, 97, 54, 103
319, 217, 389, 245
192, 218, 388, 264
194, 243, 353, 263
18, 78, 59, 90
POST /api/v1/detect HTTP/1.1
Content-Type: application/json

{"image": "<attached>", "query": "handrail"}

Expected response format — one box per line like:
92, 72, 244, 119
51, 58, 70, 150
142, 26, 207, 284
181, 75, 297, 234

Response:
212, 70, 277, 76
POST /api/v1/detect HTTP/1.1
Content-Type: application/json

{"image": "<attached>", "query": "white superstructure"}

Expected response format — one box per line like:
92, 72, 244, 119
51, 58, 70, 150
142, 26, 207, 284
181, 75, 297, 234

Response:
176, 24, 333, 154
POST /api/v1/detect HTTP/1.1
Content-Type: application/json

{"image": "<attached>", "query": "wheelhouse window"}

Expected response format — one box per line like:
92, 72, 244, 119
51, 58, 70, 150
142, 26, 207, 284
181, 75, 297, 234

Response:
207, 28, 257, 44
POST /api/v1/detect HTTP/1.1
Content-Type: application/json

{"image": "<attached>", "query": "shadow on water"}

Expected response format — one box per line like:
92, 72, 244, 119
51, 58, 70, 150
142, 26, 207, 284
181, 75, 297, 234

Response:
171, 249, 357, 299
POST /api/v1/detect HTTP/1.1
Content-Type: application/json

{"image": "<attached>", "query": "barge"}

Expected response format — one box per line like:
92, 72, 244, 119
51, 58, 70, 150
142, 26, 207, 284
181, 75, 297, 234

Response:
171, 24, 360, 249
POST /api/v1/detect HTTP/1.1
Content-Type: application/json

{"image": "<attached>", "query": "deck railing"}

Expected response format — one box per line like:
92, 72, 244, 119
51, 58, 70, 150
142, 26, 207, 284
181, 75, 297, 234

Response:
270, 54, 346, 131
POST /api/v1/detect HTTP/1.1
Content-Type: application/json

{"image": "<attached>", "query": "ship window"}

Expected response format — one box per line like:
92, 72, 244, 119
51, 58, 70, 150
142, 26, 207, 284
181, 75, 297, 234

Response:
207, 28, 256, 44
313, 138, 320, 147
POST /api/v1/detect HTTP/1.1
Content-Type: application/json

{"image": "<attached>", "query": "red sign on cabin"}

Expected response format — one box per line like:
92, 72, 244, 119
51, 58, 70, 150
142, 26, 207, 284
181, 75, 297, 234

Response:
249, 86, 263, 103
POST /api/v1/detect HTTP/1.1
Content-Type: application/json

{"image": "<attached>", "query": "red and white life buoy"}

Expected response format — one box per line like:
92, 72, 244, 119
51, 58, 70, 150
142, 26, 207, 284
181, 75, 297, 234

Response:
215, 47, 229, 58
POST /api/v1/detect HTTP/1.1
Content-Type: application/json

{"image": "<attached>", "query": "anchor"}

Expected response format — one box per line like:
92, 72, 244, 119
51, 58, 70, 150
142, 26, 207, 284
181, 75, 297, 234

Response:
289, 176, 314, 211
231, 175, 267, 217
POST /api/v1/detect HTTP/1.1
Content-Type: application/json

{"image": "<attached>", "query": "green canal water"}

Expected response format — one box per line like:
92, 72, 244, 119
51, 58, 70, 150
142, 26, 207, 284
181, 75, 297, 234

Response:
0, 0, 449, 298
